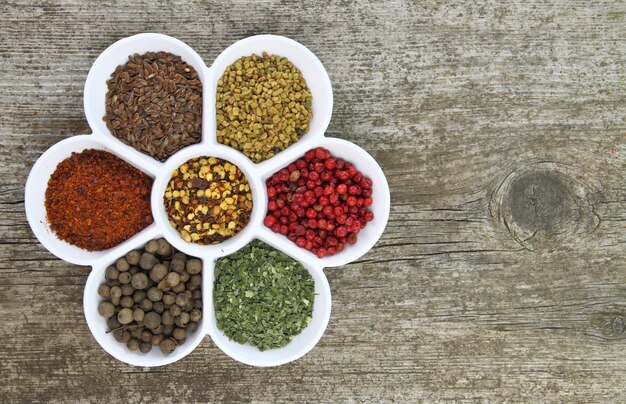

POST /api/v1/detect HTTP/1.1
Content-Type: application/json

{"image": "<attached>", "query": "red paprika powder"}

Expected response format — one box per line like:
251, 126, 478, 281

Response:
45, 149, 153, 251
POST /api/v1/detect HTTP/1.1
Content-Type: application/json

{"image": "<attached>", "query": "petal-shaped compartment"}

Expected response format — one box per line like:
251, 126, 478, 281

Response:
206, 242, 331, 367
84, 33, 211, 165
259, 137, 390, 267
25, 135, 157, 266
151, 143, 266, 260
83, 234, 207, 367
210, 35, 332, 164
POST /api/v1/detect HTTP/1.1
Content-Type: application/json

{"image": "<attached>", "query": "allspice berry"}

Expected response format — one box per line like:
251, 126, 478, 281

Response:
143, 311, 161, 329
186, 258, 202, 274
166, 272, 180, 287
98, 302, 115, 318
118, 271, 131, 285
127, 339, 140, 351
145, 239, 159, 254
140, 252, 159, 270
115, 257, 130, 272
159, 338, 176, 354
126, 250, 141, 265
131, 272, 149, 290
172, 328, 186, 341
97, 284, 111, 298
118, 308, 134, 324
150, 263, 168, 282
99, 238, 202, 356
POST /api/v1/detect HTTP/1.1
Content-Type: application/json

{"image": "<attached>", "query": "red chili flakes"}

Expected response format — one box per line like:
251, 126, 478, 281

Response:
45, 149, 153, 251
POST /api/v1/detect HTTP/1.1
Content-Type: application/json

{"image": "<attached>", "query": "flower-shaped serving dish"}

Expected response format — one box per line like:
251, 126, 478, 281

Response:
25, 33, 390, 367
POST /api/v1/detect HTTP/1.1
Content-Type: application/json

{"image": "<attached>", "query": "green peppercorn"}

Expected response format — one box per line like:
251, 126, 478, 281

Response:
105, 265, 119, 281
150, 264, 168, 282
186, 258, 202, 274
118, 271, 131, 285
118, 308, 133, 325
139, 341, 152, 353
98, 302, 115, 318
147, 287, 163, 302
126, 250, 141, 265
131, 272, 149, 290
120, 296, 134, 309
127, 339, 140, 351
159, 338, 176, 354
98, 284, 111, 298
143, 311, 161, 329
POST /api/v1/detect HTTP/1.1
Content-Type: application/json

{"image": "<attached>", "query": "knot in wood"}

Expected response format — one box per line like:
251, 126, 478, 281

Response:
490, 162, 600, 251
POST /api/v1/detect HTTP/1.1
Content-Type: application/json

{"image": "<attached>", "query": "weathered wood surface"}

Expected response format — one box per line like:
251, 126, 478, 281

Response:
1, 0, 625, 402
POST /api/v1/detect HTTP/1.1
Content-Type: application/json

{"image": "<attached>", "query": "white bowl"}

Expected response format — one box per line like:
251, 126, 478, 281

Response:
25, 33, 390, 367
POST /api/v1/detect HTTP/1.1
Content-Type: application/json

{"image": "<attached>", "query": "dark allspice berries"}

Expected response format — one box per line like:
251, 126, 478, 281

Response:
159, 338, 177, 354
97, 238, 202, 354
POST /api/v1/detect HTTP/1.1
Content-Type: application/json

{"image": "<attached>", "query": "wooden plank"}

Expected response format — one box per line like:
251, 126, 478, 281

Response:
0, 0, 624, 401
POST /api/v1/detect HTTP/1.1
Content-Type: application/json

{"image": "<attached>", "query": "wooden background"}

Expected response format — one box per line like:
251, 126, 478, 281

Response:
1, 0, 624, 402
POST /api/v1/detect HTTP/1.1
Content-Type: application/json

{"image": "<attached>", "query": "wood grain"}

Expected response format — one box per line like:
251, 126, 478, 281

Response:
1, 0, 625, 402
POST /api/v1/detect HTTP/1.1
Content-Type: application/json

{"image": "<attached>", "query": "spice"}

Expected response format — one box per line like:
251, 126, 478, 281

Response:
45, 149, 153, 251
216, 53, 313, 163
265, 147, 374, 258
214, 240, 314, 351
104, 52, 202, 161
164, 156, 253, 244
97, 238, 202, 355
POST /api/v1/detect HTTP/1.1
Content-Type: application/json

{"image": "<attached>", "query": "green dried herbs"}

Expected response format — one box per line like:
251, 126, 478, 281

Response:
216, 53, 313, 163
214, 240, 314, 351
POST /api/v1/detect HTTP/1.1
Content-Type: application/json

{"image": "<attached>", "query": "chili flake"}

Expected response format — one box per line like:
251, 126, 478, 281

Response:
45, 149, 153, 251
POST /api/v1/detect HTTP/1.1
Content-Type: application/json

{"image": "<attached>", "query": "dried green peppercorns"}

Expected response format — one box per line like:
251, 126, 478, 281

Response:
214, 240, 314, 351
216, 53, 313, 163
97, 238, 202, 355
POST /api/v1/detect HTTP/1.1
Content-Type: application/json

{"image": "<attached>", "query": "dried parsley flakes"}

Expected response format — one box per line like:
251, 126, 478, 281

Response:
214, 240, 315, 351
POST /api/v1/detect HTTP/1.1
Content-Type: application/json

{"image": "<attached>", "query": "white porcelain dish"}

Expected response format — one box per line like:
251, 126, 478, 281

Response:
25, 33, 390, 367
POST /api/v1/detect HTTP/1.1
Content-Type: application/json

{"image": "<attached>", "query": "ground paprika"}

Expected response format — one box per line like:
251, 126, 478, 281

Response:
45, 149, 153, 251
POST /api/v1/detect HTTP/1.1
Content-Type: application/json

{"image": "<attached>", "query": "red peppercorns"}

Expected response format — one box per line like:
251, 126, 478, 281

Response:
264, 147, 374, 258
